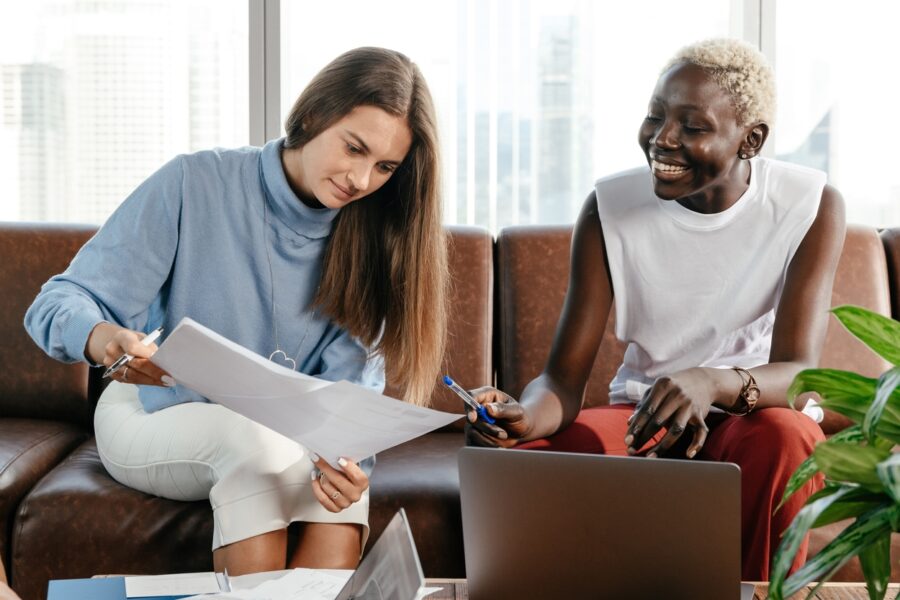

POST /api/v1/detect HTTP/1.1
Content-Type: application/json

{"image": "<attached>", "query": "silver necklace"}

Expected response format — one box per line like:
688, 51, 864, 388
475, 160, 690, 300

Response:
261, 181, 316, 371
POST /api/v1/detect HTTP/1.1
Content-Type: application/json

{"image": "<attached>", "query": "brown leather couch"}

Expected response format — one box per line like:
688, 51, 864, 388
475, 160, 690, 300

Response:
1, 222, 898, 599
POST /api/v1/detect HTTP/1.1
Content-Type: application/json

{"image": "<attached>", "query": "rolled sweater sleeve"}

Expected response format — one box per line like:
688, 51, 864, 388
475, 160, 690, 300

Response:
24, 156, 184, 364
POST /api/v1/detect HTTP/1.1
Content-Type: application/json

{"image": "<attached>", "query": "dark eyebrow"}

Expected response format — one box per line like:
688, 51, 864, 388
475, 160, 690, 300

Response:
345, 130, 403, 166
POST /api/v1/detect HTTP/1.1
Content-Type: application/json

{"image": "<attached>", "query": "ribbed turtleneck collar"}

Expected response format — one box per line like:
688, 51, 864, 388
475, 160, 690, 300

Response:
259, 137, 339, 238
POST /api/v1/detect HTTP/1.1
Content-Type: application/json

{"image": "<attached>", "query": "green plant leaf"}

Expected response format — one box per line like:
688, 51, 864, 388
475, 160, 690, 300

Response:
805, 481, 847, 505
788, 369, 900, 429
788, 368, 876, 412
858, 531, 891, 600
769, 488, 854, 600
813, 443, 891, 491
777, 426, 864, 512
790, 369, 900, 444
811, 487, 890, 529
864, 366, 900, 442
832, 305, 900, 366
876, 453, 900, 505
779, 505, 896, 598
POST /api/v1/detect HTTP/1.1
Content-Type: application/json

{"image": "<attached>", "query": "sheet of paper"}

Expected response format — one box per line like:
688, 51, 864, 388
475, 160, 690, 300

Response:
125, 571, 221, 597
182, 569, 351, 600
182, 569, 440, 600
152, 318, 461, 466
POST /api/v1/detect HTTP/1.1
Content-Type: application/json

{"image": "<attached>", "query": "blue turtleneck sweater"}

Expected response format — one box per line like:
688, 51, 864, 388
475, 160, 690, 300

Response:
25, 138, 385, 413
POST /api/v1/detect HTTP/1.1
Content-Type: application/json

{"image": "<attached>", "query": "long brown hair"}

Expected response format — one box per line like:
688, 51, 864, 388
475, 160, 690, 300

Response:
284, 47, 448, 406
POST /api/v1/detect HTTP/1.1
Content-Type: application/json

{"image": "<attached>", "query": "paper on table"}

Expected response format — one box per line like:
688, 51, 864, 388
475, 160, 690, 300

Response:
151, 318, 461, 466
181, 569, 349, 600
181, 570, 442, 600
125, 571, 221, 597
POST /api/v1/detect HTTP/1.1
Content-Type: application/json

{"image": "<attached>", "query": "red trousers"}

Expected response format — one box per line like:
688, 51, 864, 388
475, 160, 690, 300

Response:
518, 404, 824, 581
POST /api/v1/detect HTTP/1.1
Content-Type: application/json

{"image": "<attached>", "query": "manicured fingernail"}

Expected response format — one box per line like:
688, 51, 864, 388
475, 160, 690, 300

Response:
338, 457, 348, 467
648, 452, 657, 459
626, 447, 636, 455
497, 430, 508, 440
687, 449, 697, 458
624, 434, 633, 445
310, 453, 320, 463
161, 375, 176, 387
626, 414, 634, 424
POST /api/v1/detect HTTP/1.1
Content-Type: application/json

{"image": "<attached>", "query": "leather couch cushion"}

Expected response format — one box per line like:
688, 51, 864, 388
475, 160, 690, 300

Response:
496, 225, 625, 407
816, 225, 891, 434
368, 432, 466, 578
13, 432, 465, 599
0, 419, 86, 582
881, 227, 900, 320
0, 224, 98, 428
384, 226, 493, 419
11, 440, 213, 600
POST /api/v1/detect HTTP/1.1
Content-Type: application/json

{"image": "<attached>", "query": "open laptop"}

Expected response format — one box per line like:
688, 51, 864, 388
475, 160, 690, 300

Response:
458, 447, 744, 600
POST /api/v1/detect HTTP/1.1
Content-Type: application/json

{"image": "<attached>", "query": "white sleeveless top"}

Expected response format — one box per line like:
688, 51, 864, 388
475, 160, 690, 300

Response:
595, 157, 825, 419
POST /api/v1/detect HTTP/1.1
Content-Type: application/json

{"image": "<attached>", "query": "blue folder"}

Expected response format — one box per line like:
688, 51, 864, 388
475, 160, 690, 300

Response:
47, 576, 192, 600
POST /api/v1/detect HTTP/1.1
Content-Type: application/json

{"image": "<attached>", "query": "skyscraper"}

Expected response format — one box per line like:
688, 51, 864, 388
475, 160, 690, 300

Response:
534, 12, 592, 224
1, 63, 65, 221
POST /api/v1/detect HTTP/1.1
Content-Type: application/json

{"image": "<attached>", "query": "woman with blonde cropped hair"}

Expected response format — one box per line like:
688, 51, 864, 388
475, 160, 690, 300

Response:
25, 47, 448, 574
466, 38, 845, 580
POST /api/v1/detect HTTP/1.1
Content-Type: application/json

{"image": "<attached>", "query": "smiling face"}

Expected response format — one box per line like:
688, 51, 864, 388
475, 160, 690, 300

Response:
638, 63, 762, 212
283, 105, 413, 210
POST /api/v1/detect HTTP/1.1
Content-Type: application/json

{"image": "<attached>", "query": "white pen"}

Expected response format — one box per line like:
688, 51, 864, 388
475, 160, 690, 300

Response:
102, 327, 164, 378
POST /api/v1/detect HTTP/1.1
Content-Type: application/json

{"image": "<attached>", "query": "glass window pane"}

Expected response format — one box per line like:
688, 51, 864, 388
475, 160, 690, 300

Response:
0, 1, 248, 224
282, 0, 732, 230
775, 2, 899, 226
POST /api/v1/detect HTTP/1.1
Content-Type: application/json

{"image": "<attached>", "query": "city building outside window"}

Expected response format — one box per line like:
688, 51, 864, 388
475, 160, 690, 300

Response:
1, 1, 895, 229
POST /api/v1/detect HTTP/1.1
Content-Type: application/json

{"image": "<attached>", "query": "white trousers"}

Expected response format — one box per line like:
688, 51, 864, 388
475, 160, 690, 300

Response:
94, 382, 369, 551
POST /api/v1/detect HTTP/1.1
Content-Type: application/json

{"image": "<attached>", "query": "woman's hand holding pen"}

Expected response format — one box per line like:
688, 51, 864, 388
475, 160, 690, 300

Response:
87, 322, 173, 387
464, 387, 532, 448
310, 454, 368, 513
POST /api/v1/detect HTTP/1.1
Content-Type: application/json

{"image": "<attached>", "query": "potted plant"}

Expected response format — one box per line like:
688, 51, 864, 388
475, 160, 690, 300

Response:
769, 305, 900, 600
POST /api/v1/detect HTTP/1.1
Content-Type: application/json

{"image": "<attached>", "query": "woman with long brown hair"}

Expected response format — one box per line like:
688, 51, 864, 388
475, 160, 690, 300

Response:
25, 47, 447, 573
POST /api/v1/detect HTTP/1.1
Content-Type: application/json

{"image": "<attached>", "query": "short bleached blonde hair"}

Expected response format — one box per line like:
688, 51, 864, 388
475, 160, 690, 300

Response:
662, 38, 776, 127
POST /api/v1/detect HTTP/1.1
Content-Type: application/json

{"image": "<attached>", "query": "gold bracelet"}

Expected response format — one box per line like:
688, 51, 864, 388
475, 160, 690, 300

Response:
725, 367, 759, 416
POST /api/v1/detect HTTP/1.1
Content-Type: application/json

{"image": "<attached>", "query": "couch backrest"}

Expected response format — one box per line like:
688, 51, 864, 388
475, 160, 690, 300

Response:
0, 223, 98, 427
882, 227, 900, 321
496, 226, 625, 407
2, 222, 491, 424
495, 224, 892, 412
384, 225, 494, 414
820, 224, 891, 376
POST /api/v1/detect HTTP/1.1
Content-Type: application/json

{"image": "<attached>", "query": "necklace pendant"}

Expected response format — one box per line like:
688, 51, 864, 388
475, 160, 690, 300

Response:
268, 349, 297, 371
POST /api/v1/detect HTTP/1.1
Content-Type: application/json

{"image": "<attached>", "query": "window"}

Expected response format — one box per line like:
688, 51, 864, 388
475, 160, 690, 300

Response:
0, 0, 248, 223
4, 1, 896, 229
282, 0, 732, 230
775, 1, 900, 226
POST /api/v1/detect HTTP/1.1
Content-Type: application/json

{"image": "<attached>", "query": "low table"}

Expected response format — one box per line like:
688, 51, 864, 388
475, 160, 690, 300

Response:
426, 580, 900, 599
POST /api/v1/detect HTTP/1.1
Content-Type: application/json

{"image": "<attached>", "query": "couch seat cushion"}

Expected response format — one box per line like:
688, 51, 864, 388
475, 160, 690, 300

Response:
0, 419, 87, 578
11, 439, 212, 600
368, 432, 466, 578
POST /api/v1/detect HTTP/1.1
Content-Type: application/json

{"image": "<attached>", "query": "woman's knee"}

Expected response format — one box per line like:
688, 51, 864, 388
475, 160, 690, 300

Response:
721, 408, 824, 466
